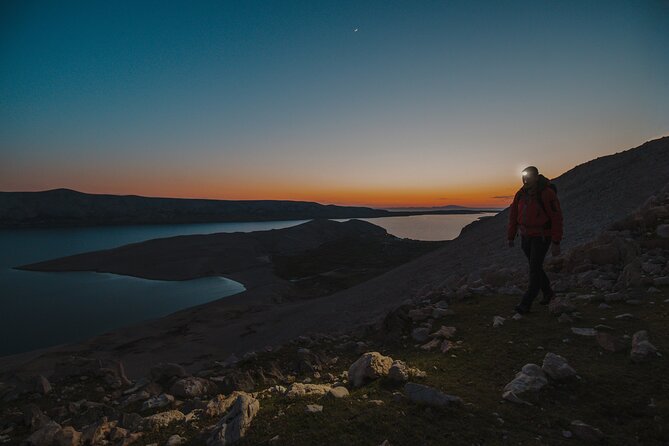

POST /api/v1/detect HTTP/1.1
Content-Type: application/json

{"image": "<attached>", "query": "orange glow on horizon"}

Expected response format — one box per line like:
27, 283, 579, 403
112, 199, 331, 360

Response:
7, 180, 520, 209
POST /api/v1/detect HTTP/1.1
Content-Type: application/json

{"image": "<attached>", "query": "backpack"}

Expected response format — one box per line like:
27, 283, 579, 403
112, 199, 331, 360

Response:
536, 181, 557, 227
519, 176, 557, 229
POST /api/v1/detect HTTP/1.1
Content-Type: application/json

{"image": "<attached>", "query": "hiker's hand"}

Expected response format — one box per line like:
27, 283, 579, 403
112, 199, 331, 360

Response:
508, 239, 514, 248
551, 242, 561, 256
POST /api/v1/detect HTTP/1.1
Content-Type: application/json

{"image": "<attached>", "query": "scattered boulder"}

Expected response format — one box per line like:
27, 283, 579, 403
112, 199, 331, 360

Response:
80, 417, 116, 445
403, 382, 462, 407
284, 383, 332, 398
492, 316, 505, 327
305, 404, 323, 413
541, 353, 577, 380
430, 326, 456, 339
348, 352, 393, 388
22, 403, 49, 431
630, 330, 658, 362
571, 327, 597, 337
326, 387, 350, 399
143, 410, 185, 431
170, 377, 218, 399
411, 327, 430, 343
141, 393, 174, 411
206, 393, 259, 446
53, 426, 82, 446
206, 393, 246, 418
419, 338, 441, 351
24, 421, 61, 446
431, 307, 453, 318
570, 420, 604, 442
388, 360, 410, 383
166, 434, 187, 446
502, 364, 547, 405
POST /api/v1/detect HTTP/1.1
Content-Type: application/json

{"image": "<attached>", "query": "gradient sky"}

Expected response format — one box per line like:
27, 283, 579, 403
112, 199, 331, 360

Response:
1, 1, 668, 208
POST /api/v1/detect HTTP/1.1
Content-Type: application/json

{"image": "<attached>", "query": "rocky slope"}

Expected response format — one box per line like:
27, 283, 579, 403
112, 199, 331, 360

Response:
2, 180, 668, 445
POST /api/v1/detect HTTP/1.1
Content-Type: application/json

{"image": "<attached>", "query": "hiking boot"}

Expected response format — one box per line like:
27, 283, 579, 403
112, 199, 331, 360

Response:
539, 291, 555, 305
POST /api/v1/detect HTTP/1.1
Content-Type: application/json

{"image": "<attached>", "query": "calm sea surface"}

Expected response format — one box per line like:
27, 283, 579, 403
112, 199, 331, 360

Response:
0, 213, 491, 356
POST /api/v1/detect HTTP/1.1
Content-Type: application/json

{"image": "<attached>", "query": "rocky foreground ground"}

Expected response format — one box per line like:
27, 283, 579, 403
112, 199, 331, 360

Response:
2, 188, 669, 445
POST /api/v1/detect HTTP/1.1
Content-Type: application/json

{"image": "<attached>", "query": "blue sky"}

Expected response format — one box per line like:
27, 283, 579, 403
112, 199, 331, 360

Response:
1, 0, 668, 206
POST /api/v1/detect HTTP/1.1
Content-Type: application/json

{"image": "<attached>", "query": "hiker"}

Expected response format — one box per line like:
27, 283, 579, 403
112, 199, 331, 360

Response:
507, 166, 563, 314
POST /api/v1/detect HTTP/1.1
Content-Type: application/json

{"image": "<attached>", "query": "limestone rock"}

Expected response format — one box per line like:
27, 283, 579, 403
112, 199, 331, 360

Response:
206, 393, 259, 446
53, 426, 82, 446
388, 360, 410, 383
502, 364, 547, 404
326, 386, 350, 399
169, 377, 218, 399
630, 330, 658, 362
571, 327, 596, 336
166, 434, 187, 446
541, 353, 577, 380
348, 352, 393, 388
143, 410, 185, 431
205, 392, 248, 417
284, 383, 332, 398
80, 417, 116, 445
419, 338, 441, 351
430, 326, 456, 339
305, 404, 323, 413
570, 420, 604, 442
25, 421, 61, 446
141, 393, 174, 411
411, 327, 430, 343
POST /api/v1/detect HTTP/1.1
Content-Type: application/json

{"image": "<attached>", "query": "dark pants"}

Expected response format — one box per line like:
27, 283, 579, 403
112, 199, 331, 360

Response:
517, 235, 553, 311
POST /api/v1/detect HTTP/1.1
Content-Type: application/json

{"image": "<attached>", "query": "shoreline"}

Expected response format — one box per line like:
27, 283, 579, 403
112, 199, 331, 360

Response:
0, 208, 500, 230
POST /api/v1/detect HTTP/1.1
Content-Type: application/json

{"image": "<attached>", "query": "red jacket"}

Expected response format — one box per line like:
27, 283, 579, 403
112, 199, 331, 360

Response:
507, 182, 563, 243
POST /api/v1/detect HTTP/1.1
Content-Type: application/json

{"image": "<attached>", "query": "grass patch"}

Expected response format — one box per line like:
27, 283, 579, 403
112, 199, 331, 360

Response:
237, 288, 669, 445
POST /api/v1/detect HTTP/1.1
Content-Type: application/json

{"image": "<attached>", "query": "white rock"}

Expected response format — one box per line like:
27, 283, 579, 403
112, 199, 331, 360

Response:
571, 327, 596, 336
541, 353, 577, 380
348, 352, 393, 388
502, 364, 547, 405
305, 404, 323, 413
206, 393, 259, 446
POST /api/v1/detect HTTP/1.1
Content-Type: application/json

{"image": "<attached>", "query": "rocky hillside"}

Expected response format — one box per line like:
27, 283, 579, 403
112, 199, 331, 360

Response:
2, 177, 668, 445
0, 189, 391, 228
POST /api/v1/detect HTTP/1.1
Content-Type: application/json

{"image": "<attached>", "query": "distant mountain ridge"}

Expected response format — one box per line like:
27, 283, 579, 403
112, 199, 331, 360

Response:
0, 188, 391, 228
386, 204, 503, 212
